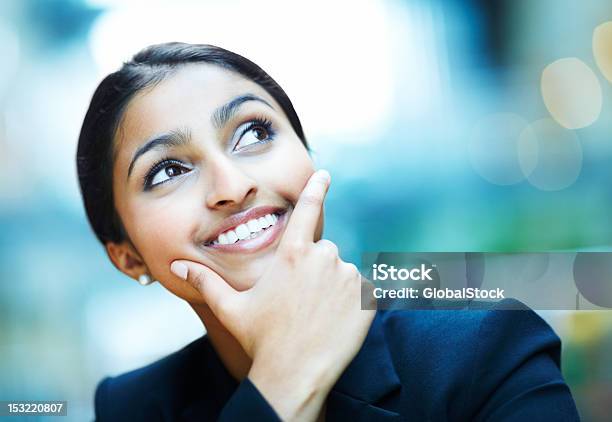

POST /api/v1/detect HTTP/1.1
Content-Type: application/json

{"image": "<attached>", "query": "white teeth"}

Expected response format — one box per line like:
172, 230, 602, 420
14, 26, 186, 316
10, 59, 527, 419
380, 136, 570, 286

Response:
218, 233, 229, 245
247, 219, 262, 233
226, 230, 238, 244
208, 212, 281, 246
235, 224, 250, 240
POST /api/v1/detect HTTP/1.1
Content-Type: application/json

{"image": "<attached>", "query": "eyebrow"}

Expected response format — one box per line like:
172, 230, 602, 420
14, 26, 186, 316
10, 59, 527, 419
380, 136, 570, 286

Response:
212, 93, 274, 129
127, 128, 191, 180
126, 93, 275, 181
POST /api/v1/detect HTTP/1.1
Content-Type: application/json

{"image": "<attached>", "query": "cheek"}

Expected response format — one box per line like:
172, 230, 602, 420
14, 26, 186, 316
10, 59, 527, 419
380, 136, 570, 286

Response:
267, 141, 314, 205
124, 199, 200, 295
263, 141, 323, 241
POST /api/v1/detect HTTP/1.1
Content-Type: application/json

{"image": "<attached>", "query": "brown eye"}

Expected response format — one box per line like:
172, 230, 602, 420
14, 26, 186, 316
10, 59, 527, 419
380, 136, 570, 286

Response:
236, 126, 269, 149
252, 126, 268, 140
165, 165, 184, 177
149, 161, 191, 187
233, 118, 276, 151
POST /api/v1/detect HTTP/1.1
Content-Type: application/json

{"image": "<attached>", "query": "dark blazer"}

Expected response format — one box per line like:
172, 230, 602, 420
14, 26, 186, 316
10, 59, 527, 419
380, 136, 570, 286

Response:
94, 299, 580, 421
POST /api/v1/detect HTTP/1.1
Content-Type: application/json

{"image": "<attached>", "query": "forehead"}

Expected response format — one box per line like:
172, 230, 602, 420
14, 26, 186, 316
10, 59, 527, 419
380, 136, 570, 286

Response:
114, 63, 276, 155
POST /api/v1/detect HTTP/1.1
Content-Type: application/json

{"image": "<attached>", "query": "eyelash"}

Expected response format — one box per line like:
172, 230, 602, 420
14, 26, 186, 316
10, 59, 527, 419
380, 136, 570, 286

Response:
142, 157, 186, 191
142, 117, 276, 190
234, 117, 276, 151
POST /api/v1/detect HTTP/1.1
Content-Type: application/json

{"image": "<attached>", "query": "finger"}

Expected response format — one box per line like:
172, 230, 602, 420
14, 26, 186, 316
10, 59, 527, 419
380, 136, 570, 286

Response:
170, 260, 239, 321
315, 238, 339, 258
281, 169, 331, 246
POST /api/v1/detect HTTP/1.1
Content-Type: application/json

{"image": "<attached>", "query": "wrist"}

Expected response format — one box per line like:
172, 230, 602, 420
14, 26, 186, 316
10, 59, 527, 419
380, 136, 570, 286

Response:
248, 356, 333, 421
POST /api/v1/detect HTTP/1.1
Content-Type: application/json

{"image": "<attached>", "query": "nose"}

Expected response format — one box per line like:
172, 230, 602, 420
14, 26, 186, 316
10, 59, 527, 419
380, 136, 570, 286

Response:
204, 155, 257, 209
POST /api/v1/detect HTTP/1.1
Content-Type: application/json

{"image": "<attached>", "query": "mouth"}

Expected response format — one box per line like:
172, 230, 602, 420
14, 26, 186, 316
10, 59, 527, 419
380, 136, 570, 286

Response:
202, 206, 289, 254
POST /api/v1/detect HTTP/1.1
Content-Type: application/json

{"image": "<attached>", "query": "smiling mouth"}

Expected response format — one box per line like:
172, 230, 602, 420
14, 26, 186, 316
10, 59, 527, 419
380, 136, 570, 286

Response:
203, 210, 286, 247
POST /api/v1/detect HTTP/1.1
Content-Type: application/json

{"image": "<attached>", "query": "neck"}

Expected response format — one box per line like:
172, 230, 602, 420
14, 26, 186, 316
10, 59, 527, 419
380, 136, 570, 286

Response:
190, 303, 252, 381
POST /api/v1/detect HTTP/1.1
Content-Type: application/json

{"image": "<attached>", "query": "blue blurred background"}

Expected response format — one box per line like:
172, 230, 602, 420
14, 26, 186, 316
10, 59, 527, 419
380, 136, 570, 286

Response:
1, 0, 612, 420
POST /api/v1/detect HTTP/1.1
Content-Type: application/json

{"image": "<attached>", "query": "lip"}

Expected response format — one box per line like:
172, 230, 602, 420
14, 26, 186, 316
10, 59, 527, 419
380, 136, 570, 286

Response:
202, 205, 288, 253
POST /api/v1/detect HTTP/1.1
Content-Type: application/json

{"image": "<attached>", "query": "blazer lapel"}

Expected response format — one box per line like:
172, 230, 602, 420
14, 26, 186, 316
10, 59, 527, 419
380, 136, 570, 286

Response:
327, 310, 402, 420
181, 338, 239, 421
326, 392, 403, 421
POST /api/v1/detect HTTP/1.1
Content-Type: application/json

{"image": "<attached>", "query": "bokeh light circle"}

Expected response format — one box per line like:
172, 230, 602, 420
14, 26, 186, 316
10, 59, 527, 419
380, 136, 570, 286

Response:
518, 118, 582, 191
573, 253, 612, 308
593, 21, 612, 84
541, 57, 602, 129
468, 113, 534, 185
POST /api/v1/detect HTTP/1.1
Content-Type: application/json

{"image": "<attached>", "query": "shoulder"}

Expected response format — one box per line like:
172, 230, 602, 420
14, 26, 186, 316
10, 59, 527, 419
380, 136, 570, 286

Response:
94, 336, 208, 421
376, 298, 578, 420
379, 298, 561, 364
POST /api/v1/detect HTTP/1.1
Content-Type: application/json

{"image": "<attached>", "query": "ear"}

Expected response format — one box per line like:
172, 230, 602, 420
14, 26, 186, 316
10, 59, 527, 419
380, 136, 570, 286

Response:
105, 241, 148, 282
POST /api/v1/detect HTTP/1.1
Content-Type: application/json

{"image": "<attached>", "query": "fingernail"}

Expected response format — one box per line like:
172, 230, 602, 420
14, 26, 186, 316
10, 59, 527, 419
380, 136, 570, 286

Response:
171, 261, 188, 280
316, 169, 330, 183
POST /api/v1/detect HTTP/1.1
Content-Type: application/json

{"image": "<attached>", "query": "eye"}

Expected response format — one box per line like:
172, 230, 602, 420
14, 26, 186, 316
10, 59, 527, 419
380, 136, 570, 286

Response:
144, 159, 192, 190
233, 118, 275, 152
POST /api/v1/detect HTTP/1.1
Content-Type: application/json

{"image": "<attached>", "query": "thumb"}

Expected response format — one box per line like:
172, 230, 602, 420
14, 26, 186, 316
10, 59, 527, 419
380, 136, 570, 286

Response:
170, 260, 239, 321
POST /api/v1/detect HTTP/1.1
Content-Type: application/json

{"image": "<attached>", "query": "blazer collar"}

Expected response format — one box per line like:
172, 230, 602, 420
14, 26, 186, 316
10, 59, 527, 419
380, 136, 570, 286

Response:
182, 310, 401, 420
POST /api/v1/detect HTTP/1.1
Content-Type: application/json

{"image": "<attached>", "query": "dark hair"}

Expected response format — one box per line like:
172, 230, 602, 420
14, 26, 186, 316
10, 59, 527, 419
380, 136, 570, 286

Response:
76, 42, 309, 246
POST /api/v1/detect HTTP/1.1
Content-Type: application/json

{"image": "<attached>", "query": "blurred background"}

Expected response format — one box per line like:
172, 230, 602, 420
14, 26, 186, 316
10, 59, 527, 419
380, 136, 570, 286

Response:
1, 0, 612, 420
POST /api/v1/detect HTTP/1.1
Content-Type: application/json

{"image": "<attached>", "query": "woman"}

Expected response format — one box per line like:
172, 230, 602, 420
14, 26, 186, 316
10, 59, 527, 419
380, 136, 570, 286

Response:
77, 42, 579, 421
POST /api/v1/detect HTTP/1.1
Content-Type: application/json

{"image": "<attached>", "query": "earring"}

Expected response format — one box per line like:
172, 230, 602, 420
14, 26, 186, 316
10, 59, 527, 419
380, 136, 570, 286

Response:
138, 274, 153, 286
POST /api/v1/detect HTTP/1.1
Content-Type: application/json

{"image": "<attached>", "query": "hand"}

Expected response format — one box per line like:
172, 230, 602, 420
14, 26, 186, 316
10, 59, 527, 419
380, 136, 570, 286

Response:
170, 170, 375, 420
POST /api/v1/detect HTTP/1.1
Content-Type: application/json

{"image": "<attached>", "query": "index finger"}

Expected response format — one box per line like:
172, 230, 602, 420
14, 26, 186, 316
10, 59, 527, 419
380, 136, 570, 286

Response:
280, 169, 331, 246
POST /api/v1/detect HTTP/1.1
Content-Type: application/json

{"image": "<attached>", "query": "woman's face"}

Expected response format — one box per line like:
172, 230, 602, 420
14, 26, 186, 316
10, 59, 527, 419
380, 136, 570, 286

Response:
109, 64, 319, 304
